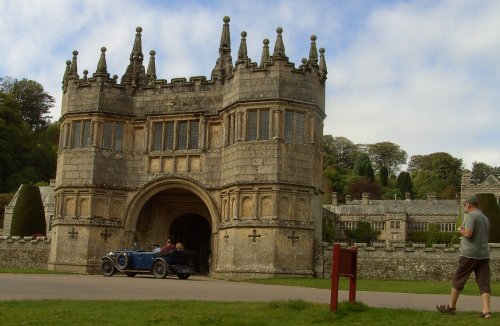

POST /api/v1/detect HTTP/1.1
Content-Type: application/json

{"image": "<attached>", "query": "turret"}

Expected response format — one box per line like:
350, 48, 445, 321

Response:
212, 16, 233, 80
121, 27, 146, 87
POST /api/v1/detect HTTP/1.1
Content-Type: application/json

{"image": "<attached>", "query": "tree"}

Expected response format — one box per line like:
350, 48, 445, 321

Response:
322, 135, 359, 173
344, 221, 380, 245
353, 153, 374, 181
367, 142, 407, 174
4, 77, 54, 130
470, 162, 500, 184
396, 171, 412, 196
10, 185, 46, 236
408, 152, 462, 199
345, 176, 382, 200
379, 166, 389, 187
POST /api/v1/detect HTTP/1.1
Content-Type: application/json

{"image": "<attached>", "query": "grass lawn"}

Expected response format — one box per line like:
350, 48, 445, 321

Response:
244, 277, 500, 296
0, 300, 496, 326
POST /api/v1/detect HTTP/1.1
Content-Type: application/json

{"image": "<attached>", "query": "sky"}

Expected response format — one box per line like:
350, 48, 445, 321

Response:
1, 0, 499, 170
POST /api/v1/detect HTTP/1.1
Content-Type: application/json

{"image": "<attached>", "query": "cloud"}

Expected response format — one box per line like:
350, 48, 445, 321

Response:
0, 0, 498, 169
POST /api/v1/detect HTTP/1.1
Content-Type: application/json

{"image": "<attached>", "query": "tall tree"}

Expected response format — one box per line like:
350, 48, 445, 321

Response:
353, 152, 374, 181
470, 161, 499, 184
396, 171, 413, 196
5, 78, 54, 130
367, 141, 407, 174
344, 221, 381, 245
322, 135, 359, 173
408, 152, 462, 199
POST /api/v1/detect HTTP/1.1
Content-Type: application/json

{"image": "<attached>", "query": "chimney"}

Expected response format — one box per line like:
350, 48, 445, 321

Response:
346, 195, 351, 204
331, 192, 338, 206
405, 192, 411, 203
427, 193, 437, 205
362, 192, 370, 205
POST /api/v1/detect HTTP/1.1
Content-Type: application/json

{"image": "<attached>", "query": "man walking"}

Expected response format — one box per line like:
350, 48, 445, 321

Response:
437, 195, 491, 318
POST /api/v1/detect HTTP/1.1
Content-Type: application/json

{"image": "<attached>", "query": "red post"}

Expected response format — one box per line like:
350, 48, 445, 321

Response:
330, 243, 357, 313
330, 243, 341, 312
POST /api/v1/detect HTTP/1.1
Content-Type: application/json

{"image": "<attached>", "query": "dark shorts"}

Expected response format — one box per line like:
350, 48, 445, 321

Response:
452, 256, 491, 294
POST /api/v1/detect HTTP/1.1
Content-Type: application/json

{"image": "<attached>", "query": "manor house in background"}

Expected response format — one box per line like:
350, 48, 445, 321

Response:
46, 17, 328, 278
325, 171, 500, 245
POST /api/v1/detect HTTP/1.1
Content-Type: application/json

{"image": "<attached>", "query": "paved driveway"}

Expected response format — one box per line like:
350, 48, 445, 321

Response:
0, 274, 498, 312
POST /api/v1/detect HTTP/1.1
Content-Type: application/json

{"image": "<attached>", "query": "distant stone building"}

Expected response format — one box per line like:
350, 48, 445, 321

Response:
47, 17, 327, 279
461, 170, 500, 205
325, 192, 459, 246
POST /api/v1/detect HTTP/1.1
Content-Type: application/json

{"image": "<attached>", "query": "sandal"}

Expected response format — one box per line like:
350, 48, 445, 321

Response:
436, 304, 456, 314
477, 312, 491, 318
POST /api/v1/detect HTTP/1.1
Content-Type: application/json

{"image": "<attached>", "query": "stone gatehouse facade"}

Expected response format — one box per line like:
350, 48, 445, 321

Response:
49, 17, 328, 279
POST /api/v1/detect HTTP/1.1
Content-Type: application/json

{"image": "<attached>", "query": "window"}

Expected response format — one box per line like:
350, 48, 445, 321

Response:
164, 122, 174, 150
439, 223, 456, 232
340, 221, 357, 230
189, 121, 199, 149
284, 111, 305, 144
102, 121, 124, 151
70, 120, 92, 148
178, 122, 188, 149
409, 222, 427, 231
247, 111, 257, 141
152, 120, 199, 151
371, 222, 386, 231
390, 221, 400, 229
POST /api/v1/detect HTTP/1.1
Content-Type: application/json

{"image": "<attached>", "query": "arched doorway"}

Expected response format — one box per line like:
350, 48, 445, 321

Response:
170, 214, 211, 274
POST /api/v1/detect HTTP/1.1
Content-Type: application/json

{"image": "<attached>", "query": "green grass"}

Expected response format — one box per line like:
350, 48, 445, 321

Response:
0, 300, 495, 326
0, 268, 70, 274
244, 277, 500, 296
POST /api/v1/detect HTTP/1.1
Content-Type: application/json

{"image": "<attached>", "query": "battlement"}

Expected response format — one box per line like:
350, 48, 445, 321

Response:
60, 17, 327, 118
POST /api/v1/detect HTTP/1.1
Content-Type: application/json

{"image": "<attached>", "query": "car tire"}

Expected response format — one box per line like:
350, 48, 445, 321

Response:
101, 259, 115, 277
116, 253, 128, 270
152, 260, 168, 279
126, 272, 136, 277
177, 273, 190, 280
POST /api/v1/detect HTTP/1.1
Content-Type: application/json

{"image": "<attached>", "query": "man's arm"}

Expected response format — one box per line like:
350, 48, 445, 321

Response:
459, 225, 473, 238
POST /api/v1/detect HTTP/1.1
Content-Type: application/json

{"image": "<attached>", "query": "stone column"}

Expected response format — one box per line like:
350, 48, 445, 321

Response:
309, 115, 316, 144
237, 112, 244, 141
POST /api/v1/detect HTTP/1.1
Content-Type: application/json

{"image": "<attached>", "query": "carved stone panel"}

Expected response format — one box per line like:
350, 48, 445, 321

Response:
261, 196, 273, 217
65, 197, 76, 217
241, 196, 253, 218
279, 197, 289, 219
80, 197, 90, 218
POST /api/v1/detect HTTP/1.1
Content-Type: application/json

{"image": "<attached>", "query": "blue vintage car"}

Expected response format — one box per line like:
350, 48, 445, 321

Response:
101, 245, 195, 279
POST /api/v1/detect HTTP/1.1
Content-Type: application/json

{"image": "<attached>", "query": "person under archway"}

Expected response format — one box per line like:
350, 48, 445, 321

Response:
160, 239, 175, 253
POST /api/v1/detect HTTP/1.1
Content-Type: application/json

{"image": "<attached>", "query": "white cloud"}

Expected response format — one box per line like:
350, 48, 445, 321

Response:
1, 0, 498, 169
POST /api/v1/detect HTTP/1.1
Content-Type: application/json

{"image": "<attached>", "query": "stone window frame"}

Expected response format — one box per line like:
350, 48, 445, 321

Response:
339, 221, 357, 230
390, 220, 401, 229
246, 109, 270, 141
102, 121, 124, 151
284, 110, 306, 144
439, 222, 456, 232
370, 221, 386, 231
151, 119, 200, 152
69, 119, 92, 149
409, 221, 428, 231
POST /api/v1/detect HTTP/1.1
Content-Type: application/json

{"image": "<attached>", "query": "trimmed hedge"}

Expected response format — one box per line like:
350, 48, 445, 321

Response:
10, 185, 46, 236
477, 193, 500, 243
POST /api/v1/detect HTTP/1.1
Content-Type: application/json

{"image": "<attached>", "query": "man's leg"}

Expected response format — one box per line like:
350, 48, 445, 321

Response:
481, 293, 491, 315
450, 287, 460, 308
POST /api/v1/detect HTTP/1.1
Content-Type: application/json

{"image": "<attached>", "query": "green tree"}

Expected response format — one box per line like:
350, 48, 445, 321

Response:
379, 166, 389, 187
396, 171, 412, 196
408, 152, 462, 199
470, 162, 499, 184
322, 135, 359, 172
367, 142, 407, 174
3, 77, 54, 131
345, 176, 382, 200
10, 185, 46, 236
353, 153, 374, 181
344, 221, 380, 245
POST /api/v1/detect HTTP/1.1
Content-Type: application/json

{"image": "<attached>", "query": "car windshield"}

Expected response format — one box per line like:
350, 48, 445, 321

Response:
131, 242, 157, 251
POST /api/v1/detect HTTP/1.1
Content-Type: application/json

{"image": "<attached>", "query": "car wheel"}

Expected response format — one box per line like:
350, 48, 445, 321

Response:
152, 260, 168, 279
126, 272, 136, 277
116, 253, 128, 270
177, 273, 190, 280
101, 259, 115, 277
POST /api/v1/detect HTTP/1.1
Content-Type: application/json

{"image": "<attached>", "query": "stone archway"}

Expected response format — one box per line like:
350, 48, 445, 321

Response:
170, 214, 211, 273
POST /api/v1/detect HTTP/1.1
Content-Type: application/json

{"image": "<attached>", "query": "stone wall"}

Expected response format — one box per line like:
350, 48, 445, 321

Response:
0, 236, 50, 269
322, 242, 500, 281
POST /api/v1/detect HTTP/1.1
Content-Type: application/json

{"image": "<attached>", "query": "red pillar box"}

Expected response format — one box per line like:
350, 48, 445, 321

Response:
330, 243, 357, 313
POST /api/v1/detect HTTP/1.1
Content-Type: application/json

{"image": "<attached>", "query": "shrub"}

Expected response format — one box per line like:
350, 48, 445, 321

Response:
10, 185, 46, 236
476, 193, 500, 243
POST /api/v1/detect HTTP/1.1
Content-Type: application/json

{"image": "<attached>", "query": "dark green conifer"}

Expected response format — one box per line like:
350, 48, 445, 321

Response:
10, 185, 46, 236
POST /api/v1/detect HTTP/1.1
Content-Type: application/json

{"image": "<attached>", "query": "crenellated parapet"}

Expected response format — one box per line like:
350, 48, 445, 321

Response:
60, 16, 328, 118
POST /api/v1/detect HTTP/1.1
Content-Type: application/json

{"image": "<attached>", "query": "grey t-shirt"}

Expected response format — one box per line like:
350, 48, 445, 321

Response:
460, 209, 490, 259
